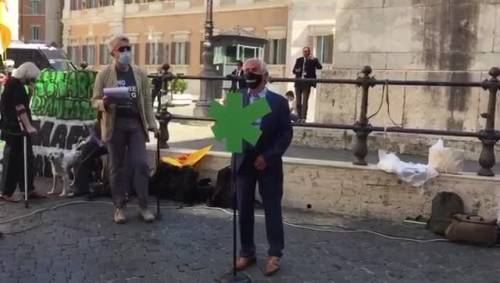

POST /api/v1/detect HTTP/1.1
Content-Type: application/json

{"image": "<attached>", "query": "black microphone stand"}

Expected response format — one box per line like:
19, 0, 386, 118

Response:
154, 74, 163, 220
221, 96, 251, 283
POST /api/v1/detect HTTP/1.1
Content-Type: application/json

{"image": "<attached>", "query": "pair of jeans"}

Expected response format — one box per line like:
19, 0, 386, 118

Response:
107, 118, 150, 209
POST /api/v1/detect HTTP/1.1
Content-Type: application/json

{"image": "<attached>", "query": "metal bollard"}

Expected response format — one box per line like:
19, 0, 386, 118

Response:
155, 74, 174, 149
478, 67, 500, 176
352, 66, 376, 166
156, 110, 172, 149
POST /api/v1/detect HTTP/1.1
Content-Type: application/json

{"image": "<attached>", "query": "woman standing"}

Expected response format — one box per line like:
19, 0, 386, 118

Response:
0, 62, 44, 202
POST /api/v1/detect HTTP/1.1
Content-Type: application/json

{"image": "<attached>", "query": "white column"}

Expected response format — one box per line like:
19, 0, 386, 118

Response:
109, 0, 125, 36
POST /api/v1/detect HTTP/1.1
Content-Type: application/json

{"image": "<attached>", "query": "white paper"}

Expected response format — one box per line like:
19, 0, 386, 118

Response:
103, 87, 130, 100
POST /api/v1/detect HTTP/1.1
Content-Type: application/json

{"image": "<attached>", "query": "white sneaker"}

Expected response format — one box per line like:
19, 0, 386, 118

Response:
140, 208, 155, 223
114, 208, 126, 224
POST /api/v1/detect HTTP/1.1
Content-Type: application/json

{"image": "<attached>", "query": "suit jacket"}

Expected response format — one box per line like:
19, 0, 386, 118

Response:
92, 62, 158, 143
292, 57, 323, 88
230, 68, 247, 90
232, 89, 293, 174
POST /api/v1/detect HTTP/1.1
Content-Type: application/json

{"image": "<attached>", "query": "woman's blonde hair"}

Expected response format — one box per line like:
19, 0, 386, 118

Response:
12, 62, 41, 80
108, 35, 130, 53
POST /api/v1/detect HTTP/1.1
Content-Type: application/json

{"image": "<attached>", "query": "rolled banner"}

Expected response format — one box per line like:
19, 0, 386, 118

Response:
103, 87, 130, 100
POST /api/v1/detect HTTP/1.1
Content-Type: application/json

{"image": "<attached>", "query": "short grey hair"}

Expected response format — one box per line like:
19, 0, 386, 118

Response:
12, 62, 41, 80
108, 35, 130, 52
243, 58, 268, 75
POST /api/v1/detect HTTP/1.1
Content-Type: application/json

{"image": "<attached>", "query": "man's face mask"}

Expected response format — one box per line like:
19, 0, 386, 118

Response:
244, 72, 263, 89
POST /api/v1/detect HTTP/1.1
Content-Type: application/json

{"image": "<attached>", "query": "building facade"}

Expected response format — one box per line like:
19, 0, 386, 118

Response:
316, 0, 499, 132
19, 0, 45, 43
62, 0, 336, 96
19, 0, 63, 46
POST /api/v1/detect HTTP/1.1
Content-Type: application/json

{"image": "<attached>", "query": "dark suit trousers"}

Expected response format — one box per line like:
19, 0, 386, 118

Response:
236, 159, 284, 258
1, 135, 35, 197
151, 88, 161, 112
295, 86, 311, 120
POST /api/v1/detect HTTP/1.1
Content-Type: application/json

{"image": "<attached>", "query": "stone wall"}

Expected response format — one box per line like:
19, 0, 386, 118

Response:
316, 0, 500, 132
292, 127, 500, 160
151, 147, 500, 222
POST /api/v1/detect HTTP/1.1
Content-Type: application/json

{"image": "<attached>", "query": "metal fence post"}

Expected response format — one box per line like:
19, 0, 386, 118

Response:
352, 66, 376, 165
478, 67, 500, 176
157, 111, 172, 149
156, 75, 173, 149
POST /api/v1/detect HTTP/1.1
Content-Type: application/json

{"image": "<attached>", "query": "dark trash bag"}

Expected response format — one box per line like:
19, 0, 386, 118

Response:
427, 192, 465, 235
149, 162, 199, 204
207, 166, 233, 209
193, 178, 215, 203
71, 135, 108, 197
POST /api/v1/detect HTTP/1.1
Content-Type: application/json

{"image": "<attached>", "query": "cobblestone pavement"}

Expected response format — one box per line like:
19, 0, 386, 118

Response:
0, 178, 500, 283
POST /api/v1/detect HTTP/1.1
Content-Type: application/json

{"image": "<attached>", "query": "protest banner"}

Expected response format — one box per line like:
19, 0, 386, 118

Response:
30, 69, 98, 176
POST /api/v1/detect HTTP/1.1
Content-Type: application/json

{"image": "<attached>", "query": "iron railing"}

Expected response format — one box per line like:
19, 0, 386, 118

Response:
149, 66, 500, 177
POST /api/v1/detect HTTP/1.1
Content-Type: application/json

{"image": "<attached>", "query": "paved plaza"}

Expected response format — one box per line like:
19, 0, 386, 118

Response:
0, 178, 499, 283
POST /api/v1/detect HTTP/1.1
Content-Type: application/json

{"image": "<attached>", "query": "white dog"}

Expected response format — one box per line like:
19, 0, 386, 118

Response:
47, 150, 81, 197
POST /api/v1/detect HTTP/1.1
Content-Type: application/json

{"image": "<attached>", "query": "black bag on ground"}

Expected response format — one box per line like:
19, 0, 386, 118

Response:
193, 178, 215, 203
444, 214, 498, 246
149, 163, 199, 204
427, 192, 465, 235
497, 226, 500, 245
71, 136, 108, 197
208, 166, 233, 208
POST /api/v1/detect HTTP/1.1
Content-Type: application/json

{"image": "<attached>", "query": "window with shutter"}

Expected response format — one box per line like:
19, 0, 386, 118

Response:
88, 45, 96, 65
264, 42, 270, 64
185, 42, 190, 65
131, 43, 140, 64
164, 44, 170, 64
174, 42, 187, 65
99, 44, 105, 65
171, 43, 176, 64
146, 43, 151, 65
278, 38, 286, 64
266, 39, 286, 65
67, 47, 73, 62
82, 45, 88, 63
200, 41, 204, 65
325, 34, 334, 64
315, 35, 334, 64
72, 46, 81, 65
158, 43, 164, 65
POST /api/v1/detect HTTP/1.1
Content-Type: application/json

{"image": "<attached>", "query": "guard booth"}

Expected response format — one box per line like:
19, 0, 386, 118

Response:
211, 28, 268, 97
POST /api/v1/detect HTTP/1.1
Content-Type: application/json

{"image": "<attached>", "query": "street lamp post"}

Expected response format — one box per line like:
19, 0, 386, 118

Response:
194, 0, 217, 117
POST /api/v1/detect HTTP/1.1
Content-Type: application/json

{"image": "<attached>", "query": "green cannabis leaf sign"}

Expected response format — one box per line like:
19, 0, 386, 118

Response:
209, 91, 271, 153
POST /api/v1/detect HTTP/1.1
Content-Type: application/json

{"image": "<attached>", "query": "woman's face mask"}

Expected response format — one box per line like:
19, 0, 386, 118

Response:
115, 45, 132, 65
118, 51, 132, 65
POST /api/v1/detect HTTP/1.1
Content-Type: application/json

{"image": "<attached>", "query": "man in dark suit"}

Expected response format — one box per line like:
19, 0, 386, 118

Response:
151, 63, 172, 112
292, 47, 323, 121
230, 60, 247, 91
232, 58, 293, 276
